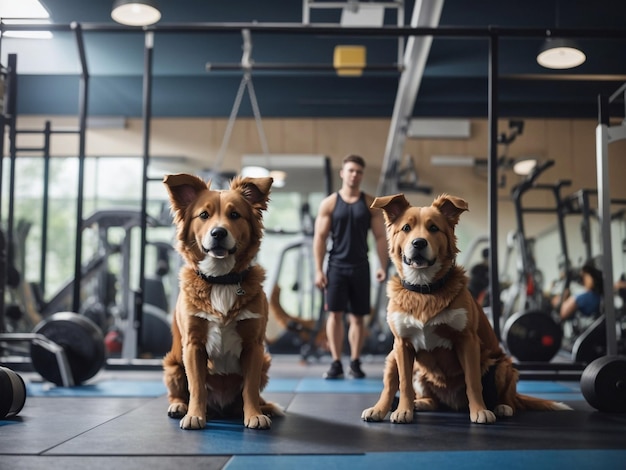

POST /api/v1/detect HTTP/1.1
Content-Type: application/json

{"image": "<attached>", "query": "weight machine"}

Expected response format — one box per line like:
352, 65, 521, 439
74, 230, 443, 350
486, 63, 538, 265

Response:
500, 160, 568, 362
0, 50, 107, 387
580, 85, 626, 412
499, 158, 623, 365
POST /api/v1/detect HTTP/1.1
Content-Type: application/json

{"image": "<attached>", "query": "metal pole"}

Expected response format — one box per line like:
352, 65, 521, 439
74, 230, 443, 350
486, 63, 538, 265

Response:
6, 54, 17, 278
0, 112, 6, 333
40, 121, 52, 297
487, 30, 501, 341
124, 30, 154, 360
323, 156, 332, 196
595, 94, 618, 356
205, 63, 401, 72
71, 23, 89, 314
376, 0, 443, 196
2, 21, 626, 40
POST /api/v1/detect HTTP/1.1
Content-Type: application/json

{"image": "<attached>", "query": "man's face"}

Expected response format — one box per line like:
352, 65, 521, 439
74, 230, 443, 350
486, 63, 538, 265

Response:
340, 162, 364, 188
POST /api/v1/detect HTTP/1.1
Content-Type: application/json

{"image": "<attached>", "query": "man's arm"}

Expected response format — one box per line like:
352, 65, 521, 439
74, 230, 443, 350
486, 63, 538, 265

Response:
313, 195, 334, 289
368, 195, 389, 282
559, 294, 578, 320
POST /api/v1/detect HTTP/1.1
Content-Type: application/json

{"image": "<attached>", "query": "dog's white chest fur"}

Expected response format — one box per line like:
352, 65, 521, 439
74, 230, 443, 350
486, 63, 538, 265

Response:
388, 308, 467, 352
193, 284, 261, 375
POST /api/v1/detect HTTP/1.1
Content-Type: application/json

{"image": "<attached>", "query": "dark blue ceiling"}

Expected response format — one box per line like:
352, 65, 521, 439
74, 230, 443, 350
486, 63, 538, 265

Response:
3, 0, 626, 119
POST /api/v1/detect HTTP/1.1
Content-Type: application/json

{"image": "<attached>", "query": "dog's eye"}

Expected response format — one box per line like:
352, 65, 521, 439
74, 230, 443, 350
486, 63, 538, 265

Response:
199, 211, 209, 220
402, 224, 411, 232
428, 224, 440, 233
229, 211, 241, 220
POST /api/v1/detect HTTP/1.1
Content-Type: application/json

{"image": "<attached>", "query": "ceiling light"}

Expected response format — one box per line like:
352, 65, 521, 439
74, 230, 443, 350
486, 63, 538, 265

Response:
241, 166, 270, 178
513, 158, 538, 176
1, 19, 52, 39
537, 38, 586, 69
430, 155, 476, 167
111, 0, 161, 26
0, 0, 48, 17
269, 170, 287, 188
0, 0, 52, 38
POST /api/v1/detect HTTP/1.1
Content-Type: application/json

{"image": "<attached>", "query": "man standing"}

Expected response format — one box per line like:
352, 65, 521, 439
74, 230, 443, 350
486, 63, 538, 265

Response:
313, 154, 388, 379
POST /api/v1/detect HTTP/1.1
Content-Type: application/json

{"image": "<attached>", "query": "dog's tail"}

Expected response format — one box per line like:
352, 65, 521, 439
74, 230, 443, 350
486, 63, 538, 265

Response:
515, 393, 572, 411
267, 285, 327, 349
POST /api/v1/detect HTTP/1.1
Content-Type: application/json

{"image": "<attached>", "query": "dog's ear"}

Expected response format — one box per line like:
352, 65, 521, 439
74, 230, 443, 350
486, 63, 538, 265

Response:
231, 176, 273, 211
433, 193, 468, 226
371, 194, 410, 224
163, 173, 208, 212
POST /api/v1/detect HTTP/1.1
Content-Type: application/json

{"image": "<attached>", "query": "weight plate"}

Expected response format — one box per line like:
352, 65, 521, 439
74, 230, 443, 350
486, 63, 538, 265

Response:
30, 312, 105, 386
503, 309, 562, 362
0, 366, 26, 419
581, 355, 626, 412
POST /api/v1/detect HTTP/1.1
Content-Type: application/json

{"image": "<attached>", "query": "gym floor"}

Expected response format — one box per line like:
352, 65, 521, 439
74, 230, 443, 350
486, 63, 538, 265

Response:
1, 354, 625, 470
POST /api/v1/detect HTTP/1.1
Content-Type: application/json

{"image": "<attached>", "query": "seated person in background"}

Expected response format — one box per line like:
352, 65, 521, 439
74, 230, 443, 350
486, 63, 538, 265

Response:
559, 262, 604, 321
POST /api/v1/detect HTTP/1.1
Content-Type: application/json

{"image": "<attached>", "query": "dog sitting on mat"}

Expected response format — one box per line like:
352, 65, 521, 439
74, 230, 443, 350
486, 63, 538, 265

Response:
361, 193, 571, 425
162, 173, 282, 430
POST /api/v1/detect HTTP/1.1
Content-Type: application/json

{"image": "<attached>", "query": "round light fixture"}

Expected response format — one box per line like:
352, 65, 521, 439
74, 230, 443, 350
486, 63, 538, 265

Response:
513, 158, 538, 176
537, 38, 586, 70
269, 170, 287, 188
111, 0, 161, 27
241, 166, 271, 178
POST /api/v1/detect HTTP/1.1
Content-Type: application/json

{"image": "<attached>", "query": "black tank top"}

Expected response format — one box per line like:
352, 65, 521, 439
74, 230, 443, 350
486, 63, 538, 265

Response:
329, 192, 371, 267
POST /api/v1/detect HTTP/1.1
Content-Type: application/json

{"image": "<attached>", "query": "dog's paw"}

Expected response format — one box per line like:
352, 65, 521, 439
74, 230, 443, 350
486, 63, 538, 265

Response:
389, 408, 414, 424
494, 404, 513, 417
414, 398, 437, 411
361, 407, 387, 422
167, 402, 188, 419
179, 415, 206, 430
245, 414, 272, 429
470, 409, 496, 424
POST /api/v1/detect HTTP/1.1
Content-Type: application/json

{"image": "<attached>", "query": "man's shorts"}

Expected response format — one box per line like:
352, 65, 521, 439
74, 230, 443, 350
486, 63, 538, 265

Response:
325, 262, 370, 316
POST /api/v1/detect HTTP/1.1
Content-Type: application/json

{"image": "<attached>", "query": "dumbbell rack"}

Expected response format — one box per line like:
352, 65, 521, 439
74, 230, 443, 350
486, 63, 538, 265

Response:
0, 333, 75, 387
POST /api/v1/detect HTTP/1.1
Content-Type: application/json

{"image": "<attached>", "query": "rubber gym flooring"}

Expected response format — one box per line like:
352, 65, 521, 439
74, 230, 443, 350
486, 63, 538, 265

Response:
1, 354, 625, 470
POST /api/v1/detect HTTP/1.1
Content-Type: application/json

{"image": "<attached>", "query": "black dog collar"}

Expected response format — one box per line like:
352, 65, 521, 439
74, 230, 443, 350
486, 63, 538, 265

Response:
401, 266, 454, 295
197, 269, 249, 295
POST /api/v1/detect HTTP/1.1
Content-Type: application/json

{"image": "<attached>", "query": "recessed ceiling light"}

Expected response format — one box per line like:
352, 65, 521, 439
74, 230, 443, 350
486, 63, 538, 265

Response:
0, 0, 52, 39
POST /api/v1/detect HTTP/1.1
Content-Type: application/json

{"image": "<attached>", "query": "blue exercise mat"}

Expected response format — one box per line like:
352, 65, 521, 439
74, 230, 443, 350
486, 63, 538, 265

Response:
516, 381, 579, 393
26, 380, 167, 397
25, 378, 581, 399
267, 378, 580, 395
226, 449, 626, 470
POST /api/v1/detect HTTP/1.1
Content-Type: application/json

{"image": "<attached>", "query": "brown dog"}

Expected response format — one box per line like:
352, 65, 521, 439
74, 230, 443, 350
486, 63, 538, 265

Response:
162, 173, 282, 430
361, 193, 570, 425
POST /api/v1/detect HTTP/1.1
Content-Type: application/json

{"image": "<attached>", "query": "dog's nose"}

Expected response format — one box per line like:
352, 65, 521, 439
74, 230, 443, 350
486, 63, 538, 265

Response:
210, 227, 227, 240
412, 238, 428, 250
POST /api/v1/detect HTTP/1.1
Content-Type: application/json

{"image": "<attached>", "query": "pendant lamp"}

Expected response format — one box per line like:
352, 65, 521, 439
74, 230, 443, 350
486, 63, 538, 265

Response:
537, 1, 585, 70
111, 0, 161, 26
537, 37, 586, 69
